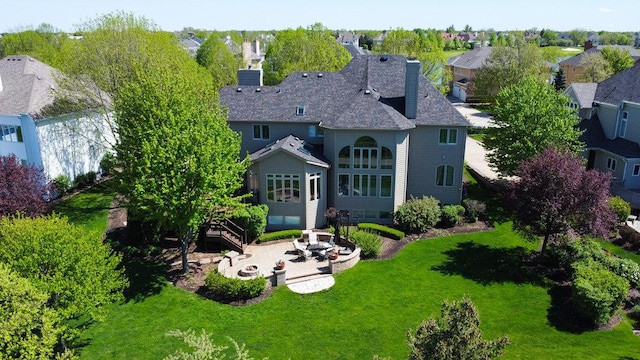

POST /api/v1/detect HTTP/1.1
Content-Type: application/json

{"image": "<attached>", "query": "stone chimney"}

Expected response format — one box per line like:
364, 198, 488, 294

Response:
584, 40, 593, 51
253, 38, 260, 57
405, 60, 421, 119
242, 38, 252, 68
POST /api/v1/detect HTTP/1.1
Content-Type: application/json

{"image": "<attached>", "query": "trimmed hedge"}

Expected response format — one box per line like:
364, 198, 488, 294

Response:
609, 196, 631, 223
204, 270, 266, 301
619, 225, 640, 250
393, 195, 441, 233
357, 223, 405, 240
257, 229, 302, 243
440, 204, 465, 228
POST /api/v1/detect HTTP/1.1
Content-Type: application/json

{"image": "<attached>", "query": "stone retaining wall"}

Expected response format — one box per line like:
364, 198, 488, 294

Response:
329, 247, 360, 274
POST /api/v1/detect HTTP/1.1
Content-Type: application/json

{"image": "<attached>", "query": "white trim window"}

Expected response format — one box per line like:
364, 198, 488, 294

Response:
0, 125, 23, 142
633, 164, 640, 176
436, 165, 455, 186
439, 129, 457, 145
266, 174, 300, 202
352, 174, 377, 197
606, 158, 617, 171
619, 111, 629, 138
309, 172, 321, 201
252, 124, 270, 140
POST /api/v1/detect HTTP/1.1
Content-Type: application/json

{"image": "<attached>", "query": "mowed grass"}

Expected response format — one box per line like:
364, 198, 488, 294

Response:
53, 179, 116, 233
77, 222, 640, 359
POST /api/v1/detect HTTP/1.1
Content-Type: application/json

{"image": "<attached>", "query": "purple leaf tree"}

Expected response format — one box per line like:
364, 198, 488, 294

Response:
0, 155, 51, 218
507, 147, 616, 254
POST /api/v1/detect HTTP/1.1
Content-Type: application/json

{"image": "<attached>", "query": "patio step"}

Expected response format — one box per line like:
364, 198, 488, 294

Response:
286, 272, 332, 285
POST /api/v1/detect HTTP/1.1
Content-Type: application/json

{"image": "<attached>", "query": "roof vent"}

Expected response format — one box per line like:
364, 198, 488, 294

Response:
380, 54, 389, 62
364, 89, 371, 94
255, 88, 261, 92
317, 73, 323, 78
302, 73, 308, 77
236, 87, 242, 92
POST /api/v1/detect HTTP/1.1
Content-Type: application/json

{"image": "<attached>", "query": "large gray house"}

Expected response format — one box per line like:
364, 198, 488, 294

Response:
574, 62, 640, 208
220, 55, 471, 230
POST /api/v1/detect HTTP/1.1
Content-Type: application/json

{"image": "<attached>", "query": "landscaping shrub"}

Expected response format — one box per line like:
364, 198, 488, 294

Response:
73, 173, 89, 188
609, 196, 631, 223
100, 152, 117, 175
393, 196, 441, 233
357, 223, 404, 240
605, 257, 640, 288
53, 174, 71, 195
440, 204, 465, 228
349, 230, 382, 259
204, 270, 266, 301
545, 237, 606, 273
571, 260, 629, 326
86, 171, 97, 184
257, 229, 302, 243
231, 204, 268, 240
462, 198, 486, 222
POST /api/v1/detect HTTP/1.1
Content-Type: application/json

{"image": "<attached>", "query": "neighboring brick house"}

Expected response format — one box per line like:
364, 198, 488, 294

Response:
0, 56, 113, 183
220, 55, 471, 230
577, 62, 640, 207
445, 46, 493, 102
558, 42, 640, 84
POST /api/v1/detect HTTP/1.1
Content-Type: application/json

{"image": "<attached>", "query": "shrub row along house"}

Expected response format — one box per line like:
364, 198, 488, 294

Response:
0, 56, 112, 183
566, 62, 640, 207
220, 55, 471, 230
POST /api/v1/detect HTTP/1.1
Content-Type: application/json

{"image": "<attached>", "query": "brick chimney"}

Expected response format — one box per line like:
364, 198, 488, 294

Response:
405, 60, 421, 119
584, 40, 593, 51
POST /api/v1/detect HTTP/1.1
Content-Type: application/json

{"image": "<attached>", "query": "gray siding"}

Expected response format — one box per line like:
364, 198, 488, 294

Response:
598, 104, 619, 139
620, 103, 640, 144
253, 152, 307, 230
229, 121, 324, 156
406, 125, 466, 205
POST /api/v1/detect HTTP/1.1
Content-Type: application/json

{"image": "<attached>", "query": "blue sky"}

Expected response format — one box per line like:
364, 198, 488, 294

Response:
1, 0, 637, 33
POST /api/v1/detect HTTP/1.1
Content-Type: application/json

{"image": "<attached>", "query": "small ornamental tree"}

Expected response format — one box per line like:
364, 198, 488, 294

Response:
508, 147, 617, 254
407, 296, 509, 360
0, 154, 52, 218
554, 67, 567, 91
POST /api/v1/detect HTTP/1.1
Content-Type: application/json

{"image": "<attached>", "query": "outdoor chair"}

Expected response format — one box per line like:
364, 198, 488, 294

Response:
293, 239, 312, 261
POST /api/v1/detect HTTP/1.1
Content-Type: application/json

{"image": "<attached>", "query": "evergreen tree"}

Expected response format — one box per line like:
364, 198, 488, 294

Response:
554, 67, 567, 91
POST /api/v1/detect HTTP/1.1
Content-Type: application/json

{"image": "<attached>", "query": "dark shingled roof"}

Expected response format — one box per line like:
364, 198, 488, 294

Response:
558, 48, 598, 66
249, 134, 330, 167
559, 45, 640, 67
446, 46, 493, 69
0, 55, 56, 116
579, 114, 640, 159
594, 62, 640, 105
220, 54, 470, 130
568, 82, 597, 108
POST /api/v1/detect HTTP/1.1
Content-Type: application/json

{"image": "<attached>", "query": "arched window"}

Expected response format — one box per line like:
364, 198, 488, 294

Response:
381, 147, 393, 169
354, 136, 378, 169
436, 165, 454, 187
338, 146, 350, 169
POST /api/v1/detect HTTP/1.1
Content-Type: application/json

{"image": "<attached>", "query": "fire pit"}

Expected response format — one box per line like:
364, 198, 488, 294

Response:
239, 264, 260, 277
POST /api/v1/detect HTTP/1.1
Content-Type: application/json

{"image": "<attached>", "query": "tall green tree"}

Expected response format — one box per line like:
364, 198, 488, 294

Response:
0, 262, 64, 359
114, 56, 249, 274
569, 29, 588, 46
600, 46, 634, 74
553, 67, 567, 91
196, 35, 239, 89
407, 296, 509, 360
263, 23, 350, 85
577, 52, 613, 82
0, 24, 67, 67
0, 214, 127, 322
484, 77, 584, 176
472, 43, 548, 103
380, 29, 421, 57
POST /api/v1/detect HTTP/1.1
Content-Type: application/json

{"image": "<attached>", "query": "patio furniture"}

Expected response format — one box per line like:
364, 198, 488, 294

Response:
308, 232, 319, 246
293, 239, 312, 261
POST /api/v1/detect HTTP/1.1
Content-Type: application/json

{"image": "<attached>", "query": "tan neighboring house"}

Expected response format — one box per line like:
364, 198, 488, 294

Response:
558, 42, 640, 84
445, 46, 493, 102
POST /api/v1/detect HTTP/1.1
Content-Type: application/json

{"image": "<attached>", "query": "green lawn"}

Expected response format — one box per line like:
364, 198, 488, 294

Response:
53, 179, 116, 233
76, 222, 640, 359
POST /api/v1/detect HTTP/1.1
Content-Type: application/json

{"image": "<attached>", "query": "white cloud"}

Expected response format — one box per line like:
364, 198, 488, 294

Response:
599, 7, 612, 12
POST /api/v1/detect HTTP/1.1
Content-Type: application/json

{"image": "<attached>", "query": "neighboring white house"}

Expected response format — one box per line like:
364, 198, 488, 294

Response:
0, 55, 114, 182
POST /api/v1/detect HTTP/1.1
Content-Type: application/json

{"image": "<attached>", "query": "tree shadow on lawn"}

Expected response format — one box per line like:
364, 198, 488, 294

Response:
432, 241, 546, 286
546, 284, 600, 334
106, 229, 168, 303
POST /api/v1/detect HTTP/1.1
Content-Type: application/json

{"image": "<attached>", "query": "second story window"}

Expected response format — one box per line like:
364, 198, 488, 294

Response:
0, 125, 23, 142
253, 124, 269, 140
607, 158, 617, 171
439, 129, 457, 145
620, 111, 629, 138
